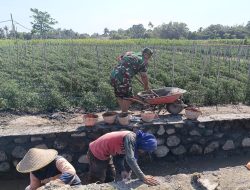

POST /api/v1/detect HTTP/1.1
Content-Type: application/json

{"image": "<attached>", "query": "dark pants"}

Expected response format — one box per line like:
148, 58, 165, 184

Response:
87, 150, 116, 184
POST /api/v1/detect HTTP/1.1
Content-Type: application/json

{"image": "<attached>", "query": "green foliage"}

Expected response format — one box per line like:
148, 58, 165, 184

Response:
0, 80, 22, 109
79, 91, 99, 112
0, 80, 39, 111
245, 81, 250, 105
96, 81, 117, 109
37, 88, 70, 112
30, 8, 58, 38
0, 40, 249, 112
1, 38, 250, 46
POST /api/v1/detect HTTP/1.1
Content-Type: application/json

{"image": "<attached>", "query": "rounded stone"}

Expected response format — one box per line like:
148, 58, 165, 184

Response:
0, 151, 7, 162
167, 136, 181, 147
14, 137, 29, 144
0, 162, 10, 172
166, 128, 175, 135
157, 138, 165, 146
198, 124, 205, 128
204, 130, 213, 136
154, 146, 169, 158
157, 125, 165, 135
31, 136, 43, 142
189, 130, 201, 136
242, 138, 250, 147
222, 140, 235, 150
189, 144, 203, 154
12, 146, 27, 158
174, 124, 183, 128
171, 145, 186, 155
204, 141, 219, 154
13, 160, 19, 167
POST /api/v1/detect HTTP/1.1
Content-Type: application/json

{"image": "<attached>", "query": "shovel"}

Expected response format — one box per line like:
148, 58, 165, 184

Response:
134, 75, 159, 97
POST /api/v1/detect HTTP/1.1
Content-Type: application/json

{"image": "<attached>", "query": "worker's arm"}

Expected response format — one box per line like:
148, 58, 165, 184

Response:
124, 133, 160, 186
28, 173, 41, 190
56, 157, 77, 184
124, 133, 145, 180
140, 72, 149, 91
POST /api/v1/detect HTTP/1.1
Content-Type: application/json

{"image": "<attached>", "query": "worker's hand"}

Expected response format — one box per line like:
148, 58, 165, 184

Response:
143, 175, 160, 186
145, 89, 152, 94
144, 86, 150, 91
121, 170, 132, 180
117, 56, 122, 61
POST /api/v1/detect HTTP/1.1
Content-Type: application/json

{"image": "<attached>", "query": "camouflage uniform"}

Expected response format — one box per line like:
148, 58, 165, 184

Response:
110, 52, 148, 98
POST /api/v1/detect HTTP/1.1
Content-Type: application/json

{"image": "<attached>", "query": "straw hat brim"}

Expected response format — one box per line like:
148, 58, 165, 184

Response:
16, 148, 58, 173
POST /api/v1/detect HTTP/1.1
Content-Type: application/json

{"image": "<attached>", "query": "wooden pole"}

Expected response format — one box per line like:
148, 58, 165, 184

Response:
10, 13, 16, 39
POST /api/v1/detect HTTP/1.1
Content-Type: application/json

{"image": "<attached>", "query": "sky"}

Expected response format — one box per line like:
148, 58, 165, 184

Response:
0, 0, 249, 35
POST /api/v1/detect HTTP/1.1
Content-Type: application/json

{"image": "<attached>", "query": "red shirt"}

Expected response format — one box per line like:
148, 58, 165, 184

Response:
89, 131, 131, 160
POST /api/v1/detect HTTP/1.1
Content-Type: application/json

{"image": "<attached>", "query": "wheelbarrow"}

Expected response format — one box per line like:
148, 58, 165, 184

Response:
124, 87, 187, 115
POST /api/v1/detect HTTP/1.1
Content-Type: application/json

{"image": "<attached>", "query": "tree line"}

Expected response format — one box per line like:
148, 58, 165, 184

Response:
0, 8, 250, 40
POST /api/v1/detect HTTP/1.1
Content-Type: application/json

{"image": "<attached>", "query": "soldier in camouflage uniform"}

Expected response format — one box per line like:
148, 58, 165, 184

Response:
110, 48, 153, 113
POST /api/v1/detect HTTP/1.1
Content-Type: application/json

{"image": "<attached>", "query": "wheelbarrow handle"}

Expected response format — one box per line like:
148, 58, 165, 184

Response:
123, 97, 149, 106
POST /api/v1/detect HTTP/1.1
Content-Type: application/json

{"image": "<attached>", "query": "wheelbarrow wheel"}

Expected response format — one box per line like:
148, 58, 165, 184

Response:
166, 102, 184, 115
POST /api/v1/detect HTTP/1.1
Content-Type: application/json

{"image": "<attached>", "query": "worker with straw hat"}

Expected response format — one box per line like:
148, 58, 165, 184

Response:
16, 148, 81, 190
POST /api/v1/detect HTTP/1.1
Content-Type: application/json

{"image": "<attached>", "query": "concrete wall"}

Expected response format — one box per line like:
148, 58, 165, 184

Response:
1, 115, 250, 179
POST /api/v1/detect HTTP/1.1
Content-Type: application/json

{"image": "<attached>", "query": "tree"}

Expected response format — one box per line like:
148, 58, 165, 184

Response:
148, 22, 154, 29
0, 28, 5, 38
245, 21, 250, 37
91, 33, 100, 38
155, 22, 189, 39
103, 28, 110, 37
229, 25, 247, 39
79, 33, 90, 39
3, 26, 9, 38
202, 24, 226, 39
30, 8, 58, 38
198, 27, 203, 32
128, 24, 146, 38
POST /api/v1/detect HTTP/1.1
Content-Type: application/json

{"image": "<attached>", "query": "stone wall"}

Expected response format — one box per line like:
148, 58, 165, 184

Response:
1, 115, 250, 179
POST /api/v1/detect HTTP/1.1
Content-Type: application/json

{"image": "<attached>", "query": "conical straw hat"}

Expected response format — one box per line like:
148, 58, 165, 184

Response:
16, 148, 58, 173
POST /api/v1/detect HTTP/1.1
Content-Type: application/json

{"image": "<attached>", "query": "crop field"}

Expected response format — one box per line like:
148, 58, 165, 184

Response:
0, 39, 249, 112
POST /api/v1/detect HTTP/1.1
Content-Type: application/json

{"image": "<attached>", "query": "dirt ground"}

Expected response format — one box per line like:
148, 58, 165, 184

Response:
1, 104, 250, 128
4, 153, 250, 190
